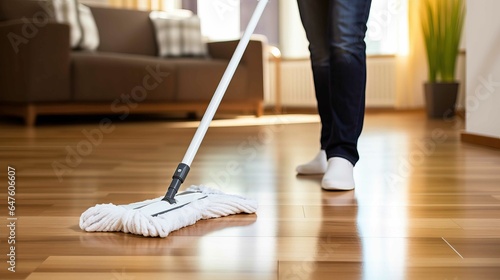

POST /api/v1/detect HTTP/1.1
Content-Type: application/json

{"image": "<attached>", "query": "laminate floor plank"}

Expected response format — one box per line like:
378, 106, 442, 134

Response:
1, 112, 499, 279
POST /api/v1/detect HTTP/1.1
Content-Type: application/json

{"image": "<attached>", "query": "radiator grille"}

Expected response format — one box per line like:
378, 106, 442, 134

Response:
266, 56, 396, 108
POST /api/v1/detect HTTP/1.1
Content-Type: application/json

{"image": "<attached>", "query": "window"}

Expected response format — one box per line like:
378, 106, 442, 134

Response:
197, 0, 241, 41
365, 0, 409, 55
191, 0, 409, 57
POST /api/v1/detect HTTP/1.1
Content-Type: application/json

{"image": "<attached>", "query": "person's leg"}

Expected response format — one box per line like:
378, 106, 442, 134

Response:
322, 0, 372, 189
296, 0, 330, 175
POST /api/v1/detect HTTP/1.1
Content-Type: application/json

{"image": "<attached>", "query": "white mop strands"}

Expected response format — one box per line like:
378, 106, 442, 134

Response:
80, 0, 268, 238
79, 185, 258, 237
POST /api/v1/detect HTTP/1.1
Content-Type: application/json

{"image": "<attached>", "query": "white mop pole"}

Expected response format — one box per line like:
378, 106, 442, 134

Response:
164, 0, 269, 203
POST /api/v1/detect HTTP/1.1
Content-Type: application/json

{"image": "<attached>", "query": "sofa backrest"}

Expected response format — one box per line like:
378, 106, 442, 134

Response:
89, 6, 157, 56
0, 0, 53, 21
0, 0, 158, 57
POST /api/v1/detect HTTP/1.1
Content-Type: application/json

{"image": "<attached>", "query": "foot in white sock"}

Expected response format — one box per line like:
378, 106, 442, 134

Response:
321, 157, 355, 190
296, 150, 327, 175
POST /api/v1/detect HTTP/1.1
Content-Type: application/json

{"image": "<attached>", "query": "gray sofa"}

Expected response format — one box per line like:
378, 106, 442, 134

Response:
0, 0, 266, 125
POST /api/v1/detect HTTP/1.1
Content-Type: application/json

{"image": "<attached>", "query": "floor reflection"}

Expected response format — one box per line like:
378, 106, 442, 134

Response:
357, 129, 410, 280
79, 214, 257, 255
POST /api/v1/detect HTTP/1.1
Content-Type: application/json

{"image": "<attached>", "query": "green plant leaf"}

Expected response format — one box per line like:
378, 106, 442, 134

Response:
421, 0, 465, 84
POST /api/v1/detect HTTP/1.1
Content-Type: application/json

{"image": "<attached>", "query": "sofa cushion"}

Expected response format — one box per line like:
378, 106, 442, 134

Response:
71, 52, 176, 102
89, 6, 157, 56
172, 59, 248, 102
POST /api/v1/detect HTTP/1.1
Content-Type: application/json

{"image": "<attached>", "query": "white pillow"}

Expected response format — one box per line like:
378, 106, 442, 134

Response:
52, 0, 100, 51
78, 4, 99, 51
52, 0, 82, 48
150, 10, 207, 57
150, 15, 183, 57
181, 15, 206, 56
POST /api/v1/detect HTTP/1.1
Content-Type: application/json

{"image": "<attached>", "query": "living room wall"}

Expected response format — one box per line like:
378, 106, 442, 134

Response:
240, 0, 279, 46
465, 0, 500, 139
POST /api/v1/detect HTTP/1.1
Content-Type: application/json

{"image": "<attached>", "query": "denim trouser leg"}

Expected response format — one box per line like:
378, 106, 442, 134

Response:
297, 0, 372, 165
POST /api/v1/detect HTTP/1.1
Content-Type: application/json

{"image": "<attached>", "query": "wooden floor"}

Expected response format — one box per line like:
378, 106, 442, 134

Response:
1, 111, 500, 280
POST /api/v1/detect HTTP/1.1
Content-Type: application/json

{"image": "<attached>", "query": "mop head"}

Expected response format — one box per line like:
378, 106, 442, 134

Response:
79, 185, 257, 238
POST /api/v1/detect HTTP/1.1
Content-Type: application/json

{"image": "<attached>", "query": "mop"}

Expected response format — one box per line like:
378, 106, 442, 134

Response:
80, 0, 269, 238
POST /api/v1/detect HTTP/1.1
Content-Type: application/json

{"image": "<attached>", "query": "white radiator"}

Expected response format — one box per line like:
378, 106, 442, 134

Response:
266, 56, 397, 108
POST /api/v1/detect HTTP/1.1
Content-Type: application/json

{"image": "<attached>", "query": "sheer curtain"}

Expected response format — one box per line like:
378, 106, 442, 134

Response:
395, 0, 428, 109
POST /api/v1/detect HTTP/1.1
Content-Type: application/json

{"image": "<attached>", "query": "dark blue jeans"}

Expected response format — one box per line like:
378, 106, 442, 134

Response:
297, 0, 372, 165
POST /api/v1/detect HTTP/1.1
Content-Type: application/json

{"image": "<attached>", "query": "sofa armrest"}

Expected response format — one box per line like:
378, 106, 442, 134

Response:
0, 20, 71, 102
207, 36, 268, 101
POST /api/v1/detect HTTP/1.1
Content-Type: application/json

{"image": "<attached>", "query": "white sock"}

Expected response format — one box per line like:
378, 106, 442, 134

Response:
321, 157, 355, 190
296, 150, 327, 175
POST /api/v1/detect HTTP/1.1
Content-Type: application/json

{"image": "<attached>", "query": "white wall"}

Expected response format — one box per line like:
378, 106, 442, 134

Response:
278, 0, 309, 58
466, 0, 500, 139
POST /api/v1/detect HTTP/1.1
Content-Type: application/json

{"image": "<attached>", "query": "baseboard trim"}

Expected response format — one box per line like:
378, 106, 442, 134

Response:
461, 132, 500, 149
0, 101, 264, 126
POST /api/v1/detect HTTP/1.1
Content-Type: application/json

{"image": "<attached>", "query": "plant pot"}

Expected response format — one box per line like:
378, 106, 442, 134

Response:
424, 82, 459, 119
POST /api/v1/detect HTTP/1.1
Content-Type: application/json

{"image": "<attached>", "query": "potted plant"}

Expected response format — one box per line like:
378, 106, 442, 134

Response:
421, 0, 465, 118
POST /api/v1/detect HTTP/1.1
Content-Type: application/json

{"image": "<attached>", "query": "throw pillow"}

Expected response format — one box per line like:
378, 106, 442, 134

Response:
150, 10, 207, 57
52, 0, 81, 48
150, 12, 184, 57
181, 15, 206, 57
77, 4, 99, 51
52, 0, 99, 51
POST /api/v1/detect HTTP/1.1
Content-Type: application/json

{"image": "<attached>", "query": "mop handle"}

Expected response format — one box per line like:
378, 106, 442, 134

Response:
164, 0, 269, 203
